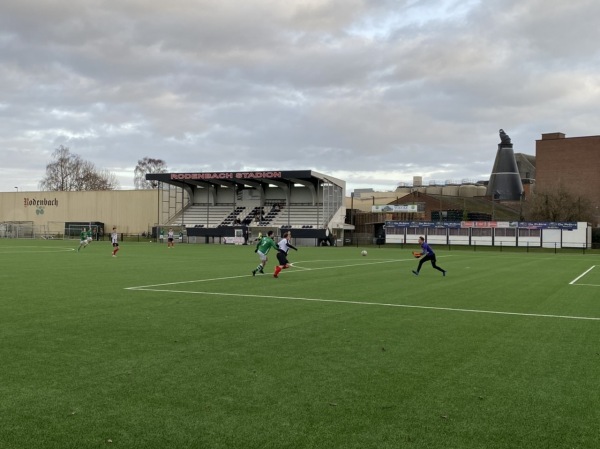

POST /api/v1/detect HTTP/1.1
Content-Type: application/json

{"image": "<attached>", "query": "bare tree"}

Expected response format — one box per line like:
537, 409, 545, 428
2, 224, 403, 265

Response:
134, 157, 168, 189
39, 146, 119, 191
86, 169, 121, 191
525, 184, 593, 222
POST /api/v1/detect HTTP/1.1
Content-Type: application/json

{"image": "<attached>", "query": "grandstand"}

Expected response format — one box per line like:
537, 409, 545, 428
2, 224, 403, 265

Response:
145, 170, 350, 243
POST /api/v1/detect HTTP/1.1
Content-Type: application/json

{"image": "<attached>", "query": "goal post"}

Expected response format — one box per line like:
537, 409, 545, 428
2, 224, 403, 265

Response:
63, 222, 104, 240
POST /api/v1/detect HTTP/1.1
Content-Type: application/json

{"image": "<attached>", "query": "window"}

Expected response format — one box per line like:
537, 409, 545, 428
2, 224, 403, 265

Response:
519, 228, 541, 237
430, 227, 447, 236
449, 228, 469, 236
407, 227, 424, 236
494, 228, 516, 237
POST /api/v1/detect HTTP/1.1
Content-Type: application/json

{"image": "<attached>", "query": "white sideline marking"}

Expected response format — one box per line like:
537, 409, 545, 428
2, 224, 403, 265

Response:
569, 266, 596, 285
126, 288, 600, 321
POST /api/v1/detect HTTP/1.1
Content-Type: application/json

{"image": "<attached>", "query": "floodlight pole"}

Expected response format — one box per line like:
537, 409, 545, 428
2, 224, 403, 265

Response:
519, 191, 524, 221
350, 192, 354, 226
181, 186, 185, 226
492, 191, 500, 221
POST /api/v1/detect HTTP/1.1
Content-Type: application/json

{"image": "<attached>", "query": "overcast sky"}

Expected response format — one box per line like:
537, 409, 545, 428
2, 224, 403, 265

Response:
2, 0, 599, 194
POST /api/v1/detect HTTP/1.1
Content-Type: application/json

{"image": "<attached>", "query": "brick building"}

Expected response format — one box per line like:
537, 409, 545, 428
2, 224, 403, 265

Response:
535, 133, 600, 225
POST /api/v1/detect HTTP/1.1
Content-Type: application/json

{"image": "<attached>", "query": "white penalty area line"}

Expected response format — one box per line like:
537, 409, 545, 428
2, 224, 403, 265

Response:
569, 266, 596, 285
125, 255, 598, 321
290, 257, 414, 271
125, 288, 600, 321
125, 258, 413, 289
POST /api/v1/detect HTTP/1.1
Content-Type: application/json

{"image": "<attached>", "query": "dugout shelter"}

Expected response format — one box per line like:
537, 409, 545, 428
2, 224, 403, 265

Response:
145, 170, 350, 244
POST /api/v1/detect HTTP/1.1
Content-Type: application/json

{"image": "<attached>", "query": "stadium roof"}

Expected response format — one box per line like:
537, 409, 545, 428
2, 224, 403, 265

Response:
146, 170, 345, 191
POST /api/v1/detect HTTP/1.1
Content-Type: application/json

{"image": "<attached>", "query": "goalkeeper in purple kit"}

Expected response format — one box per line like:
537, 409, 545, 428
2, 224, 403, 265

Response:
412, 236, 446, 277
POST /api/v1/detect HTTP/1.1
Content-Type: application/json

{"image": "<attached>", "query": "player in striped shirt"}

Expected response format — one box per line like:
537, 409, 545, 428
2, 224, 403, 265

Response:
111, 227, 120, 257
167, 228, 175, 248
274, 231, 297, 278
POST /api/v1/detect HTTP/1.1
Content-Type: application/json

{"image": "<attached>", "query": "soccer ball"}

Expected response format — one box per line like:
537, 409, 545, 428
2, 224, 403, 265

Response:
361, 250, 368, 256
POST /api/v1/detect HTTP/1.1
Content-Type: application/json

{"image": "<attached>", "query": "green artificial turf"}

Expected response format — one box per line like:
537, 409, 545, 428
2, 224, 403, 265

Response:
0, 239, 599, 448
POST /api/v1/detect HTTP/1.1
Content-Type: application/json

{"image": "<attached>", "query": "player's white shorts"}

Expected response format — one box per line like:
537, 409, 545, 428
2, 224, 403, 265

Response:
257, 250, 268, 262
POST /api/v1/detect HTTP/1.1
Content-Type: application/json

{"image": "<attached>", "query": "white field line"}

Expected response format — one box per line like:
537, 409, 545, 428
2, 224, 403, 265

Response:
126, 258, 412, 289
124, 256, 599, 321
569, 266, 596, 285
0, 247, 75, 254
291, 258, 409, 271
125, 288, 600, 321
290, 263, 312, 271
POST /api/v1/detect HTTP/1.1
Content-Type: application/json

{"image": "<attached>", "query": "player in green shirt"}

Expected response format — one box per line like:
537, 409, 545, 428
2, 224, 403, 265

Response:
77, 228, 89, 252
252, 230, 278, 276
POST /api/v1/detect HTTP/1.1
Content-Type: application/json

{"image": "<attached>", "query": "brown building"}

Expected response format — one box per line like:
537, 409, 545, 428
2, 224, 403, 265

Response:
515, 153, 536, 181
536, 133, 600, 225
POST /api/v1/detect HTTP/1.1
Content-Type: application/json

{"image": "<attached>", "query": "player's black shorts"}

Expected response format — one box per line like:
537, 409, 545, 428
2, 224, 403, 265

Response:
168, 238, 174, 242
112, 242, 119, 247
276, 251, 289, 266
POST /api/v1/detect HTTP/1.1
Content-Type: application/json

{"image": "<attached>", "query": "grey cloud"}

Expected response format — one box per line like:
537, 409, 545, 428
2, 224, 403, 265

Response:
1, 0, 599, 192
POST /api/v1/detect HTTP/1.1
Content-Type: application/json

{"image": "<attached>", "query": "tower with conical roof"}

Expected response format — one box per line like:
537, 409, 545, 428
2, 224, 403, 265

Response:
486, 129, 524, 201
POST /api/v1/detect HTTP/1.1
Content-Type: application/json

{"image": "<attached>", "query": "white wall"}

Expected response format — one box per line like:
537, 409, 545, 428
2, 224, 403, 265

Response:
384, 222, 590, 248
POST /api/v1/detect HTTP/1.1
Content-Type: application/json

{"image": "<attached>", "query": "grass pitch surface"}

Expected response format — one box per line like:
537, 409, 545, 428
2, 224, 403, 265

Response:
1, 239, 599, 448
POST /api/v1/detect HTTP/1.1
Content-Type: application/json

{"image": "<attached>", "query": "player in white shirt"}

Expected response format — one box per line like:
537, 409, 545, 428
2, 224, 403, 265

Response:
111, 227, 120, 257
167, 228, 175, 248
274, 231, 297, 278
